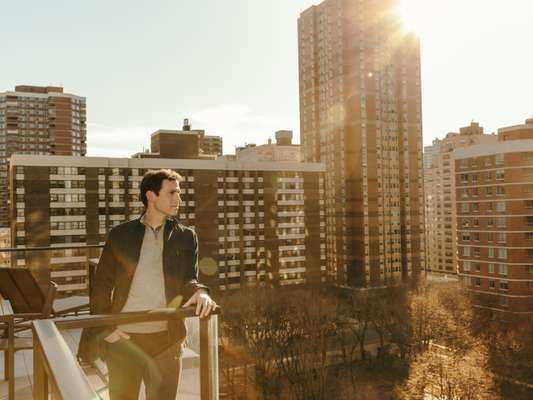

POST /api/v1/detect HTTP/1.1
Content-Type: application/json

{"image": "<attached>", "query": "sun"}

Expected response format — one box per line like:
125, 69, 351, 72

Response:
394, 0, 431, 35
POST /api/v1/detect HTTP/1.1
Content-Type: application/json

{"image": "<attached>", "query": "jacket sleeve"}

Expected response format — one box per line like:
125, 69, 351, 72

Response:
91, 231, 117, 315
182, 228, 210, 301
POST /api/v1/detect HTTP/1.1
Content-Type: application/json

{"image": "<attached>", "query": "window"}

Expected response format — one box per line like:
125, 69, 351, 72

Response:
487, 218, 494, 227
461, 203, 469, 213
462, 232, 471, 241
463, 261, 471, 271
496, 186, 505, 196
473, 218, 480, 227
489, 280, 495, 289
460, 159, 468, 169
521, 152, 533, 161
472, 174, 478, 184
497, 217, 506, 227
485, 186, 492, 196
475, 263, 481, 272
463, 247, 471, 257
464, 276, 471, 285
525, 200, 533, 210
485, 171, 492, 181
472, 187, 478, 197
500, 280, 509, 291
498, 248, 507, 259
460, 174, 468, 184
495, 154, 504, 165
499, 296, 508, 307
473, 232, 480, 241
528, 249, 533, 259
461, 188, 468, 198
495, 170, 504, 180
488, 247, 495, 259
487, 232, 494, 242
528, 265, 533, 274
473, 247, 480, 257
486, 202, 493, 212
497, 232, 506, 243
499, 264, 508, 276
496, 202, 506, 212
488, 263, 495, 273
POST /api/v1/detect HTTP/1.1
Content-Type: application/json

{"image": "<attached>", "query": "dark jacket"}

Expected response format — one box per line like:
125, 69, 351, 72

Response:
78, 216, 208, 362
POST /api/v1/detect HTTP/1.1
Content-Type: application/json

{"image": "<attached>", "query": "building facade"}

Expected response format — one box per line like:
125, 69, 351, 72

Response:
424, 122, 497, 274
0, 85, 86, 227
454, 118, 533, 314
235, 131, 301, 162
298, 0, 424, 287
201, 135, 223, 157
10, 155, 326, 294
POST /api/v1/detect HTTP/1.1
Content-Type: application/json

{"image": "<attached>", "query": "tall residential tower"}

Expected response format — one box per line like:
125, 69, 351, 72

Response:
424, 122, 497, 275
0, 85, 86, 226
298, 0, 424, 286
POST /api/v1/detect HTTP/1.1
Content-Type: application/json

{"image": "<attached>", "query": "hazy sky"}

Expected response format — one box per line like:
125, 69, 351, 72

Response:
1, 0, 532, 156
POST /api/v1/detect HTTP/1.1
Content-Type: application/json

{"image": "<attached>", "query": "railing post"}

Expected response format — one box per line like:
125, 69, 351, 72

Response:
33, 335, 48, 400
6, 317, 14, 400
200, 314, 219, 400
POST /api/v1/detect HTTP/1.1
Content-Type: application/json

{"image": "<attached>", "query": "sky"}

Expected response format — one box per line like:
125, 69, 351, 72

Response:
1, 0, 532, 156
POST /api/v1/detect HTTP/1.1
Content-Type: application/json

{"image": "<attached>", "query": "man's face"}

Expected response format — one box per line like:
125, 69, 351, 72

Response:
149, 179, 181, 217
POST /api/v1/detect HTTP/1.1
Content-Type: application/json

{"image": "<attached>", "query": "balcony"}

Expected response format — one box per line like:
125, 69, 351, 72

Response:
0, 246, 220, 400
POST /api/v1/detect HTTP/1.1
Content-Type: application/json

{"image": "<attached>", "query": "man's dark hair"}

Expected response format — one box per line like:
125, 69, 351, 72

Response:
139, 169, 182, 207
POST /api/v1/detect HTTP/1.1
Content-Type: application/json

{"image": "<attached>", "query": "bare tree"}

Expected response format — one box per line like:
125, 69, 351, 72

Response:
397, 343, 498, 400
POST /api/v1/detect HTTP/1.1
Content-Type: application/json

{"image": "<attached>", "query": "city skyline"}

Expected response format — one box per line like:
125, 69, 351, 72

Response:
1, 0, 532, 157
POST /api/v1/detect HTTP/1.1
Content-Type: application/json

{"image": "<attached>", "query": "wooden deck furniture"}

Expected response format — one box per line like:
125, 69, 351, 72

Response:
0, 267, 89, 400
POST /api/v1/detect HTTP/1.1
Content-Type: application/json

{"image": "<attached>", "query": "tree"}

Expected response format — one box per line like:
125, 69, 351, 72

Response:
397, 343, 498, 400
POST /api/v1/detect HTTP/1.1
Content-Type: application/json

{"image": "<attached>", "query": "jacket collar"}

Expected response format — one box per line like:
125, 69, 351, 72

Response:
136, 214, 184, 240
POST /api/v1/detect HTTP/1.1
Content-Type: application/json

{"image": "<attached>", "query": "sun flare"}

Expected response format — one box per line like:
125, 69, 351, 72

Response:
395, 0, 431, 35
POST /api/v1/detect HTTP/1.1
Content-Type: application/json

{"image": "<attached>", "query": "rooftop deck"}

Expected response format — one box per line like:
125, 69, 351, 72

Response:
1, 301, 219, 399
0, 328, 203, 400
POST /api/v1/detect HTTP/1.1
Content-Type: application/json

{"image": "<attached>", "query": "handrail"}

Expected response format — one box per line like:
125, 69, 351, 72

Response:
0, 244, 104, 253
33, 320, 96, 399
32, 306, 221, 400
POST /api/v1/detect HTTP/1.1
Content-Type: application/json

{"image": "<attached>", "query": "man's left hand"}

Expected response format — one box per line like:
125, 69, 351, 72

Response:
183, 290, 217, 318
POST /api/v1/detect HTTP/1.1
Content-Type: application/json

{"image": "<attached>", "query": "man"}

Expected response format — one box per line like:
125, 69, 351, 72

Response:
90, 169, 216, 400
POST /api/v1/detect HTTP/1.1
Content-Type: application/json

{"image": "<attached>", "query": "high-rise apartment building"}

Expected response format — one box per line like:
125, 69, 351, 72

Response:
455, 118, 533, 314
424, 122, 497, 274
0, 85, 86, 226
298, 0, 424, 287
10, 153, 325, 294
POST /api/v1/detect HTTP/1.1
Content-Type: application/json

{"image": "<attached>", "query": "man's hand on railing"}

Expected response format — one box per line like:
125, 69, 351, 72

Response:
182, 289, 217, 318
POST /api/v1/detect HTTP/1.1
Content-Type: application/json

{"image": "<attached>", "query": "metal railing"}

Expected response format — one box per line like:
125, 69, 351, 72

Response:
0, 244, 104, 295
31, 307, 220, 400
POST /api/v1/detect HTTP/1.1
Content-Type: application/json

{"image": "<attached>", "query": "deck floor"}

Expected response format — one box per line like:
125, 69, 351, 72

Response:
1, 328, 201, 400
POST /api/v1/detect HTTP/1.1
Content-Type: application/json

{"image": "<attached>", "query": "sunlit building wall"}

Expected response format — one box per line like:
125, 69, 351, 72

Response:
424, 122, 497, 274
0, 85, 86, 227
455, 118, 533, 314
9, 155, 325, 294
298, 0, 424, 286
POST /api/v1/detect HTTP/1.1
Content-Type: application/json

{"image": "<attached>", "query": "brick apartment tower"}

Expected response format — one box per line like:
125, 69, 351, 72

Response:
298, 0, 425, 287
424, 122, 497, 274
455, 118, 533, 315
0, 85, 86, 226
